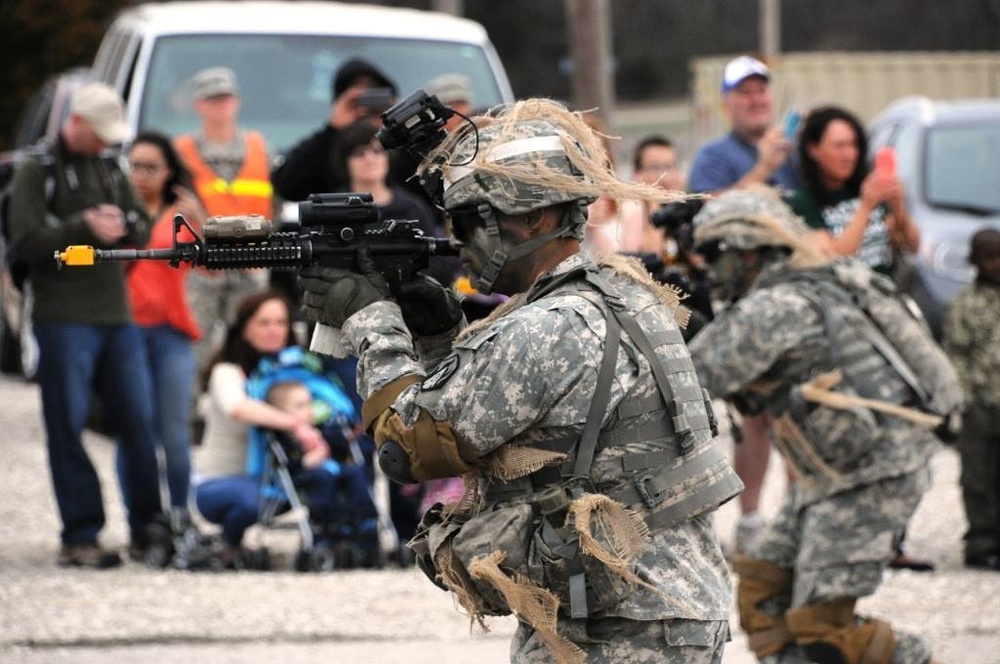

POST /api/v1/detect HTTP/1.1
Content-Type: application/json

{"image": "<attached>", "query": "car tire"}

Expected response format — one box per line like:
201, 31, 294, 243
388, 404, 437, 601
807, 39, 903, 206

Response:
18, 282, 38, 382
0, 300, 20, 375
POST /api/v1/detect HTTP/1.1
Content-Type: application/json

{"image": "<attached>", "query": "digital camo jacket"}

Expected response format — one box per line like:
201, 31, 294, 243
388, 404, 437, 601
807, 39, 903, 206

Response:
688, 260, 939, 507
339, 252, 733, 624
944, 281, 1000, 408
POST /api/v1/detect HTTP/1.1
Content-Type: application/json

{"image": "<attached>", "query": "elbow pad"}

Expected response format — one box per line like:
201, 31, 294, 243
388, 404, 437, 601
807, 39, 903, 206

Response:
363, 374, 475, 482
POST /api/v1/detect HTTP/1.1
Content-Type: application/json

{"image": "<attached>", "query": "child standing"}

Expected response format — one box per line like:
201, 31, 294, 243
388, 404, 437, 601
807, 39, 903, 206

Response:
943, 227, 1000, 571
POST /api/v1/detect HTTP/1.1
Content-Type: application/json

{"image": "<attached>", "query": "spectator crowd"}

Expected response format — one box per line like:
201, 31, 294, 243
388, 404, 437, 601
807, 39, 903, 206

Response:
5, 47, 996, 664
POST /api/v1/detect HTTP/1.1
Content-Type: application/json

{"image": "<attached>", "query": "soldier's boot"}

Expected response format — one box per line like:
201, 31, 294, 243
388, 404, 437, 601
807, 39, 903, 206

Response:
733, 555, 795, 659
784, 598, 896, 664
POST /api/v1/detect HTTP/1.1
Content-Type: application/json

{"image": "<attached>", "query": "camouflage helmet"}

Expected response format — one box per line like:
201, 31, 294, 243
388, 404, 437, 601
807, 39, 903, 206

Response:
441, 116, 598, 221
693, 187, 819, 257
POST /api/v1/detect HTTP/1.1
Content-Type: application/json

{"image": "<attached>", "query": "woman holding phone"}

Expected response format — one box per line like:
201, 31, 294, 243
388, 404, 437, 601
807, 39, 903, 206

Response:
785, 105, 920, 275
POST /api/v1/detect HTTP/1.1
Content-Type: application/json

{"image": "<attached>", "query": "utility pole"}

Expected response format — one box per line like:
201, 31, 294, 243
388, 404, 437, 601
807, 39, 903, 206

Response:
759, 0, 781, 58
564, 0, 614, 128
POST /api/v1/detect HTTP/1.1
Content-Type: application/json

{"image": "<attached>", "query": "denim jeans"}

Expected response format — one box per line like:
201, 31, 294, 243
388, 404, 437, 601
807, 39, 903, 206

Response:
117, 325, 195, 511
195, 464, 378, 547
34, 322, 163, 545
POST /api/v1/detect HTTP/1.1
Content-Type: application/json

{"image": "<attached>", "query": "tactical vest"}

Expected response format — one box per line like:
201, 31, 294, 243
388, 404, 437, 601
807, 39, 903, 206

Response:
758, 260, 963, 473
175, 131, 273, 218
483, 265, 743, 533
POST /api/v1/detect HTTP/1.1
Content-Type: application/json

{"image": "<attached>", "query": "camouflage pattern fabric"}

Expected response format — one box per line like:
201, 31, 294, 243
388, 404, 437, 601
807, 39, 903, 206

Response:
340, 252, 732, 630
760, 630, 931, 664
692, 187, 813, 253
749, 470, 929, 604
510, 616, 728, 663
441, 118, 596, 221
944, 281, 1000, 408
688, 257, 939, 507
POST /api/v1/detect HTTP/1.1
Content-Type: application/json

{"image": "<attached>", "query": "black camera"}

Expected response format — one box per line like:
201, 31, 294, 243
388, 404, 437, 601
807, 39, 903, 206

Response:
376, 90, 456, 206
649, 198, 705, 254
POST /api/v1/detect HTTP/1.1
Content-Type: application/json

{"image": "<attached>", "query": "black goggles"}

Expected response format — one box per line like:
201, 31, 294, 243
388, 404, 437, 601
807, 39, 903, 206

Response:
695, 240, 728, 264
445, 203, 491, 244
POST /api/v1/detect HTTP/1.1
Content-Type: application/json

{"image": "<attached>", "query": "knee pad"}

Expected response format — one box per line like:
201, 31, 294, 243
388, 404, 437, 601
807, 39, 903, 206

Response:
732, 555, 794, 658
785, 598, 896, 664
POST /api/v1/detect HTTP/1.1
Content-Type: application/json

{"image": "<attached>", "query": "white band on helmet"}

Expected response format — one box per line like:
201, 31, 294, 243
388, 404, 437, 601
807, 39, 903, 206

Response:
444, 134, 566, 192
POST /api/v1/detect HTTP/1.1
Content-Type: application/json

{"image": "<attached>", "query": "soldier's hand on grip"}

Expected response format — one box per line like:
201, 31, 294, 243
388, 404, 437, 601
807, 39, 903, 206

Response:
298, 246, 389, 328
393, 275, 463, 336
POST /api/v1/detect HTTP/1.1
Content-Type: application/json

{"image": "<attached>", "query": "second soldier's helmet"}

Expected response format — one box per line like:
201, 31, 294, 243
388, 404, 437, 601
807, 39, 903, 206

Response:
693, 187, 823, 265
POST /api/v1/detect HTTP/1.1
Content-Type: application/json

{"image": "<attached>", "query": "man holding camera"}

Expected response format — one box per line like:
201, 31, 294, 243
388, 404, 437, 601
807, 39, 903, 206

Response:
6, 82, 163, 568
271, 58, 399, 202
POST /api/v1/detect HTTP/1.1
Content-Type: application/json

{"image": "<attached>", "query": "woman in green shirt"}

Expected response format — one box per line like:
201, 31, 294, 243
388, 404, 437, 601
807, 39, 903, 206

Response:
785, 106, 919, 275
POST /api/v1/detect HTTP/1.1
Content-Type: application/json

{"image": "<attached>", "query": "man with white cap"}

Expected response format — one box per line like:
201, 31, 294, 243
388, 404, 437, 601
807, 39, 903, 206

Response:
688, 55, 799, 194
7, 81, 164, 568
687, 55, 800, 558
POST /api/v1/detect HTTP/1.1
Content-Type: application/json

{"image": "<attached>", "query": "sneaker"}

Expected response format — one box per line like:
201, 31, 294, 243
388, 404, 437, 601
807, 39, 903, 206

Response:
734, 511, 766, 555
58, 543, 123, 569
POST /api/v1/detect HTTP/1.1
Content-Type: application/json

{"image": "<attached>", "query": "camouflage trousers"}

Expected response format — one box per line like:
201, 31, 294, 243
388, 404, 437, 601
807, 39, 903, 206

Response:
750, 470, 933, 664
750, 470, 930, 604
510, 617, 727, 663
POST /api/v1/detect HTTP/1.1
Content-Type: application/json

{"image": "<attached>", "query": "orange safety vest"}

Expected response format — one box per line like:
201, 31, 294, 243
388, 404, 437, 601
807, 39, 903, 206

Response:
174, 131, 273, 219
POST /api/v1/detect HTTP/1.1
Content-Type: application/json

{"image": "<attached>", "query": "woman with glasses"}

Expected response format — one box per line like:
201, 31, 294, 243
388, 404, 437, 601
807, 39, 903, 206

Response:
123, 130, 206, 537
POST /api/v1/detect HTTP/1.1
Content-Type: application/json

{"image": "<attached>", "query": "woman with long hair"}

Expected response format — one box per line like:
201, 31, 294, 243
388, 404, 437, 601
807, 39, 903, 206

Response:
786, 105, 919, 274
194, 290, 330, 566
123, 130, 206, 532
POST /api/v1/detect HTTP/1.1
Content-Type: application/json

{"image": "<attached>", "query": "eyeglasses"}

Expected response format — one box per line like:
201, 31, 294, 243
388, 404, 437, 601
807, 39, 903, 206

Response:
128, 161, 166, 175
446, 204, 489, 244
640, 162, 679, 173
348, 144, 386, 159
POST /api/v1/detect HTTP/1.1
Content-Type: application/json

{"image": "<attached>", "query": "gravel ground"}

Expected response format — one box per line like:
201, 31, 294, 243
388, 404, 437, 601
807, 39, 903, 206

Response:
1, 374, 997, 663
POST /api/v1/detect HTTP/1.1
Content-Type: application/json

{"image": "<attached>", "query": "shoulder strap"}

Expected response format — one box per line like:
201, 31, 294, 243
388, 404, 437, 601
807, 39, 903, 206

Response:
768, 268, 931, 407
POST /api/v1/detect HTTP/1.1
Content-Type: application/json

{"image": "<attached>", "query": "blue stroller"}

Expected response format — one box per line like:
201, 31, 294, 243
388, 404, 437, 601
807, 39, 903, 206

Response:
244, 346, 383, 571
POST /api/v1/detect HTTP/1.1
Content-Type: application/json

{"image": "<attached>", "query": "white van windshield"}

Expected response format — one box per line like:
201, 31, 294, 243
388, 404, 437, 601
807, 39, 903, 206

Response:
138, 34, 504, 153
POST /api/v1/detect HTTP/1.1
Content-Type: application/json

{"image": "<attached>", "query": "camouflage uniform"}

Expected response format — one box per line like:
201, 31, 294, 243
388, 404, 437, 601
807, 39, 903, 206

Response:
688, 189, 939, 664
944, 280, 1000, 561
335, 251, 734, 662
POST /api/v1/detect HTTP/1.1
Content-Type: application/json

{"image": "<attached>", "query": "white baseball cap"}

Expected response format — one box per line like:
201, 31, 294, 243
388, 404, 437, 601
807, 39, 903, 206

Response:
70, 82, 130, 145
721, 56, 770, 94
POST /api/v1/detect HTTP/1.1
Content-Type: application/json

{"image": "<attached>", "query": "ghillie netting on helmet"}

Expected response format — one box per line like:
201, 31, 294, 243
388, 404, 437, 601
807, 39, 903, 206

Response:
417, 98, 692, 221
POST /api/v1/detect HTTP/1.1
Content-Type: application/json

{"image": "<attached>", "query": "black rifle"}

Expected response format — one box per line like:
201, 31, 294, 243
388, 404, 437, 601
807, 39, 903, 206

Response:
54, 192, 458, 282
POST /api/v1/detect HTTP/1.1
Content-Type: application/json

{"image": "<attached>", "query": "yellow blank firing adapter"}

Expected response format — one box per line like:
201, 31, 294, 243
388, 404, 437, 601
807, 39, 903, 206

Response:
56, 246, 97, 267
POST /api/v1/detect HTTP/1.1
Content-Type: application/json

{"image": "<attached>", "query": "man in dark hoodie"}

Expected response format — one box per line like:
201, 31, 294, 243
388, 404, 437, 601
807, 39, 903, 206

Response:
271, 58, 399, 201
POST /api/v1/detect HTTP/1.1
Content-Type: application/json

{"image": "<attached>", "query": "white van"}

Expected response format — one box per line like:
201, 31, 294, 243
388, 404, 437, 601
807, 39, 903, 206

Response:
91, 1, 514, 153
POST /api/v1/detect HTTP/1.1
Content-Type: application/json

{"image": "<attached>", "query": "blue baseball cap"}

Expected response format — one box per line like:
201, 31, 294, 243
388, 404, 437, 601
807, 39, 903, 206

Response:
721, 56, 770, 94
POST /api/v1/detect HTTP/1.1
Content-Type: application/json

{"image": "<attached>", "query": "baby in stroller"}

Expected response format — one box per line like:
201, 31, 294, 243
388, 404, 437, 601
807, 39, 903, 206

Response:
262, 378, 381, 569
192, 346, 380, 570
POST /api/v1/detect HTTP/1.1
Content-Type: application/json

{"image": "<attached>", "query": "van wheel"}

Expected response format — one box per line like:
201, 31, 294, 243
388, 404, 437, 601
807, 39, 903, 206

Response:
18, 283, 38, 382
0, 308, 19, 375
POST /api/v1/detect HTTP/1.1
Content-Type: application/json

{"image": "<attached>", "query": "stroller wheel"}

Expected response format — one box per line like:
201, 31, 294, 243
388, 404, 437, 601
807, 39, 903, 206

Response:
244, 547, 272, 571
144, 542, 173, 569
394, 542, 415, 569
310, 544, 336, 572
142, 521, 174, 568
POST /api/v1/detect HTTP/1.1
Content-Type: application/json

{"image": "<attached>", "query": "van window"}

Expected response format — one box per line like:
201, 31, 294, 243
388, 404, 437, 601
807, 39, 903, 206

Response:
925, 123, 1000, 214
137, 33, 504, 153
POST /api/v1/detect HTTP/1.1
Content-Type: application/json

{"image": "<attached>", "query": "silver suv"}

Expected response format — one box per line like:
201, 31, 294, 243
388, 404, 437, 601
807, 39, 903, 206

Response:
869, 96, 1000, 337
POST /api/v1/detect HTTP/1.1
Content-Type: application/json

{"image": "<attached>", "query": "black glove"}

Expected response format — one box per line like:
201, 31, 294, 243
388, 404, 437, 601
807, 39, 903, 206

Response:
393, 275, 464, 336
298, 247, 390, 328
